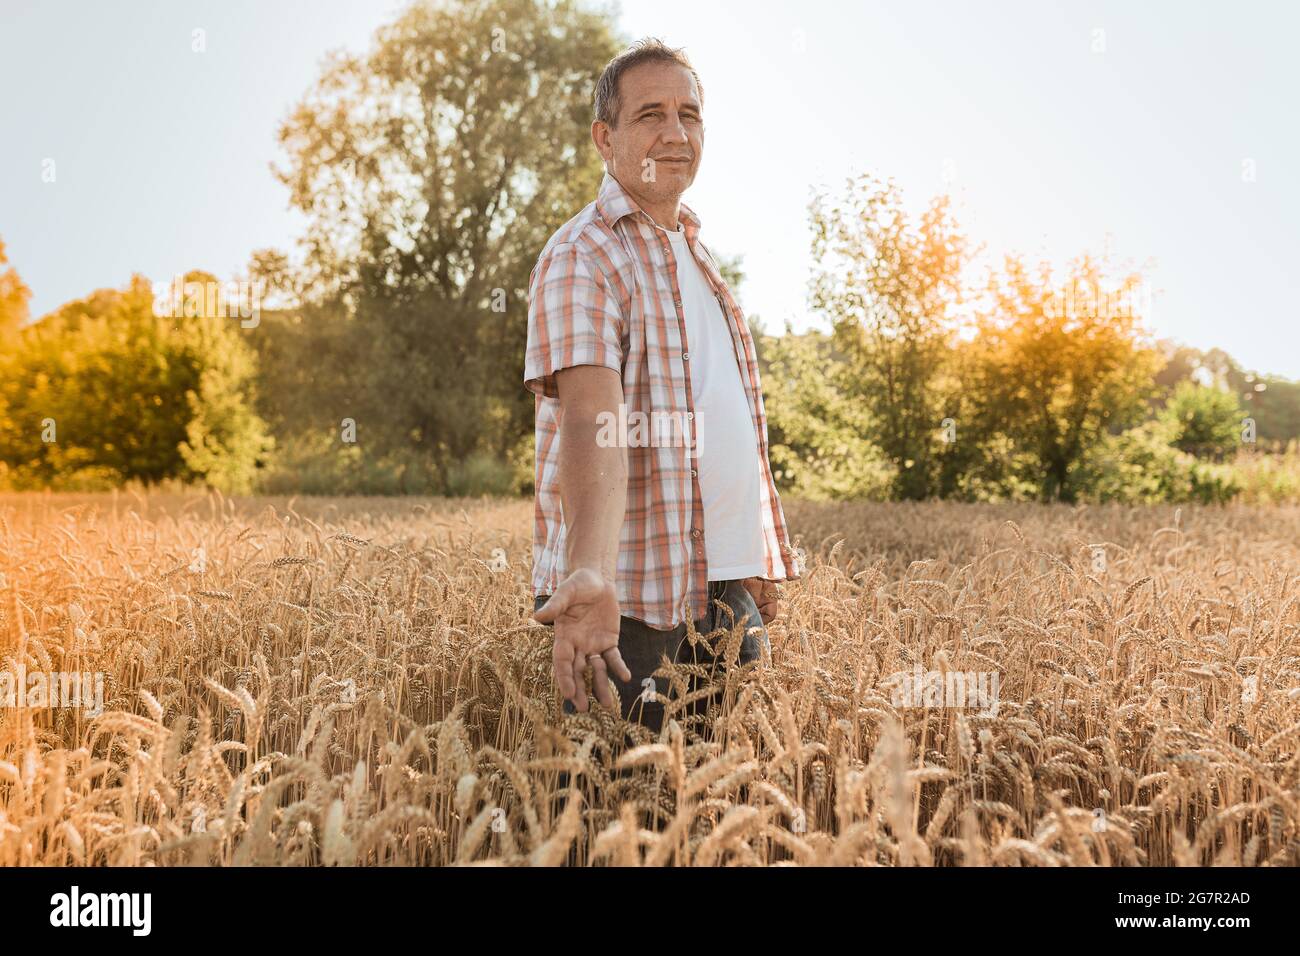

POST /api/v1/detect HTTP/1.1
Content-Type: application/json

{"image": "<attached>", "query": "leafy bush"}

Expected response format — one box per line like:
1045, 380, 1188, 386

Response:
761, 330, 895, 501
938, 434, 1042, 502
256, 431, 526, 497
1077, 418, 1240, 504
508, 431, 535, 497
444, 452, 517, 497
1159, 380, 1245, 460
256, 430, 446, 496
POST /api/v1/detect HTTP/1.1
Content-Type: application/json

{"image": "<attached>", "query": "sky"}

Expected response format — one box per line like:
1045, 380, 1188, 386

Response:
2, 0, 1297, 377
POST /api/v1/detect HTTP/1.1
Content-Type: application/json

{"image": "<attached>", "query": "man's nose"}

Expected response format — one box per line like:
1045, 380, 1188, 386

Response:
662, 114, 689, 144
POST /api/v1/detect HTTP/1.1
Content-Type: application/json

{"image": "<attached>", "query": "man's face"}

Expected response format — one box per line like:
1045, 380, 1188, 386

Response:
593, 60, 703, 210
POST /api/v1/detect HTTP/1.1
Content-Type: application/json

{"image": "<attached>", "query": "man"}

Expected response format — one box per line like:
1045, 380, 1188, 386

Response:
524, 38, 800, 733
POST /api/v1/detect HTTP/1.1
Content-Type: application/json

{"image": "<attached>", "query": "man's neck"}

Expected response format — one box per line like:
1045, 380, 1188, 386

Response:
642, 202, 681, 232
612, 171, 681, 231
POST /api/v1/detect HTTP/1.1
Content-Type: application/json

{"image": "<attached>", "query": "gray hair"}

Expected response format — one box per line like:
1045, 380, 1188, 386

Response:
593, 37, 703, 129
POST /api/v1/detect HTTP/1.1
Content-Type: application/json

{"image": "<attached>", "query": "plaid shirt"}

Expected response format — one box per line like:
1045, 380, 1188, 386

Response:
523, 171, 799, 628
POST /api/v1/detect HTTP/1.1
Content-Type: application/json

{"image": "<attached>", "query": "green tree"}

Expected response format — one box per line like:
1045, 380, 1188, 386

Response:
0, 238, 31, 340
1159, 379, 1245, 460
761, 326, 894, 500
272, 0, 622, 490
974, 255, 1163, 502
809, 174, 970, 499
0, 273, 272, 492
1148, 340, 1300, 448
713, 250, 745, 294
931, 331, 1040, 501
1225, 362, 1300, 450
1151, 339, 1206, 405
1077, 417, 1240, 504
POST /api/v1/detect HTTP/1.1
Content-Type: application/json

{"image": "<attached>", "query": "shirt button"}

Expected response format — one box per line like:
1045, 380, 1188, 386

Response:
682, 352, 690, 361
691, 528, 702, 539
686, 411, 694, 420
690, 469, 698, 478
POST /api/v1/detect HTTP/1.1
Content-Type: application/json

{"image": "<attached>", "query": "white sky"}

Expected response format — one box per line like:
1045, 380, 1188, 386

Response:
2, 0, 1297, 376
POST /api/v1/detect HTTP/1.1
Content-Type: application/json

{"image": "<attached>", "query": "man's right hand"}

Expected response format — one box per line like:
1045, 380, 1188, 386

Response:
533, 567, 631, 712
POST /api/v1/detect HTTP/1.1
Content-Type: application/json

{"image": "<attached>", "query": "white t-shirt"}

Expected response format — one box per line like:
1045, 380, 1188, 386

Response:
663, 224, 766, 581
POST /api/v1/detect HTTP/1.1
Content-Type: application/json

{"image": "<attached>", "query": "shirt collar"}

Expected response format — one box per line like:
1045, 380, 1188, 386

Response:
596, 169, 702, 243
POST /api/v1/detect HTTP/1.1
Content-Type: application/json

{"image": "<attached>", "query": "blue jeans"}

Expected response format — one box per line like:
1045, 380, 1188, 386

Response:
532, 578, 770, 734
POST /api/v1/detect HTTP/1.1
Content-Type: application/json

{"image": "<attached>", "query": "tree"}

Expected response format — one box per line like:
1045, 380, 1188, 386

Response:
0, 238, 31, 340
1151, 339, 1207, 403
974, 255, 1163, 502
272, 0, 622, 488
761, 326, 894, 500
0, 272, 272, 492
1147, 340, 1300, 448
809, 174, 970, 499
713, 250, 745, 294
1159, 379, 1245, 461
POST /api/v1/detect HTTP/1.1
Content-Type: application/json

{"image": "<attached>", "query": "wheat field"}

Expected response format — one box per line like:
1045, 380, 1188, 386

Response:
1, 489, 1298, 866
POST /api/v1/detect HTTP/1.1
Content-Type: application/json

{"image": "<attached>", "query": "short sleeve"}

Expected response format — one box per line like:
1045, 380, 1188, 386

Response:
523, 244, 625, 399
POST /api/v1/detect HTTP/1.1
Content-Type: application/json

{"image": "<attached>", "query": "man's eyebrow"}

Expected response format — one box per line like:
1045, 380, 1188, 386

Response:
633, 100, 701, 115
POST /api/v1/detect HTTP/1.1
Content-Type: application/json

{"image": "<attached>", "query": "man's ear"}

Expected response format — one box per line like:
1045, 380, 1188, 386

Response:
591, 119, 612, 164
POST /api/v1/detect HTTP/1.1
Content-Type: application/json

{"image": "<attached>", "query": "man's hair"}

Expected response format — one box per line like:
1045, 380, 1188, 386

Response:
593, 37, 703, 129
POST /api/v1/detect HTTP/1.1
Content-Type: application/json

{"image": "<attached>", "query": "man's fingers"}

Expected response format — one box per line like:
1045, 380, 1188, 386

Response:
745, 578, 781, 610
532, 589, 568, 625
570, 653, 589, 712
553, 639, 577, 702
742, 576, 781, 625
589, 656, 613, 708
604, 647, 632, 682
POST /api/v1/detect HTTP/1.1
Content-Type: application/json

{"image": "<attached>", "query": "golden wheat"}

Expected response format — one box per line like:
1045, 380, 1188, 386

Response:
1, 489, 1298, 866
